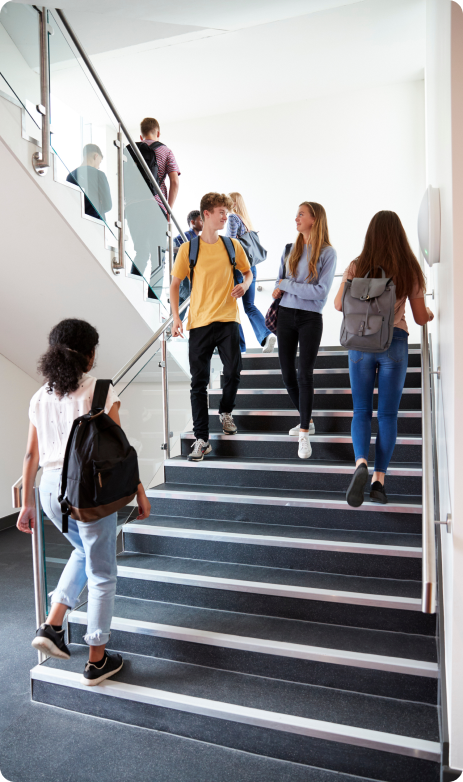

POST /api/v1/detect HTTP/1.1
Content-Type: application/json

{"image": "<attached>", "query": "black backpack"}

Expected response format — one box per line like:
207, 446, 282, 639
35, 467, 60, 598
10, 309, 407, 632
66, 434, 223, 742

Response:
188, 236, 238, 288
58, 380, 139, 533
125, 141, 165, 200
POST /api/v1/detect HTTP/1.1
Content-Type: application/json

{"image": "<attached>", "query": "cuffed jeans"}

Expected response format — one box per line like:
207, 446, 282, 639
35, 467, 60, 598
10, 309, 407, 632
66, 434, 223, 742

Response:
189, 321, 242, 441
39, 469, 118, 646
236, 267, 272, 352
348, 327, 409, 473
277, 307, 323, 429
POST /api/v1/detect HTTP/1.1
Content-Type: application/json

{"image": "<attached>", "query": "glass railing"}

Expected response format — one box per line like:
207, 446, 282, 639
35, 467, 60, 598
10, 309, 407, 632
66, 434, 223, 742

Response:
0, 2, 176, 309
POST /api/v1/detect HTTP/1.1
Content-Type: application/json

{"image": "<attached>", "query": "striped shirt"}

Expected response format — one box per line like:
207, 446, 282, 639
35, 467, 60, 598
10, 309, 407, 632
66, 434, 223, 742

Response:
226, 213, 247, 239
143, 139, 180, 213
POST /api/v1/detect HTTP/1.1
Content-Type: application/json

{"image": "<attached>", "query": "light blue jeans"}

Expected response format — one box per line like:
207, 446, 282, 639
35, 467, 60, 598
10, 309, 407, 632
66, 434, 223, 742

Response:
236, 266, 272, 352
39, 469, 118, 646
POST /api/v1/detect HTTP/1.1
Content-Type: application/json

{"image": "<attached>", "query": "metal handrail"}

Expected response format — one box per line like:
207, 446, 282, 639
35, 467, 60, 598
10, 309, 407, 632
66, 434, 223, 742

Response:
31, 7, 50, 176
54, 9, 186, 243
112, 296, 190, 386
421, 322, 437, 613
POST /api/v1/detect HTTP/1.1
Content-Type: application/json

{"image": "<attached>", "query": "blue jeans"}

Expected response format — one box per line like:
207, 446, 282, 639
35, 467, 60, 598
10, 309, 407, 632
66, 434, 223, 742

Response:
348, 328, 409, 474
236, 266, 271, 352
39, 469, 118, 646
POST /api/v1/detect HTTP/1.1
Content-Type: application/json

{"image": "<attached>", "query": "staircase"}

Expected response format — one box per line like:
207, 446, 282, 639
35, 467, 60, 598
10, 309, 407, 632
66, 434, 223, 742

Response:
30, 345, 441, 782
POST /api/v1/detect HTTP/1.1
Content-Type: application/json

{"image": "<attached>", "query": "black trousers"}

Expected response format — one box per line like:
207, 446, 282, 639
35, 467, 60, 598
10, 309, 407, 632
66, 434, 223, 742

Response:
189, 321, 242, 441
276, 307, 323, 429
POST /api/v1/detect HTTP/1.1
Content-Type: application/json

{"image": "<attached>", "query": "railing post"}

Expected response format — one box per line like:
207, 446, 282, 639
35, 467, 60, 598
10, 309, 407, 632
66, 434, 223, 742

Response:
421, 323, 437, 613
160, 333, 171, 460
32, 487, 47, 663
112, 124, 125, 274
32, 7, 51, 176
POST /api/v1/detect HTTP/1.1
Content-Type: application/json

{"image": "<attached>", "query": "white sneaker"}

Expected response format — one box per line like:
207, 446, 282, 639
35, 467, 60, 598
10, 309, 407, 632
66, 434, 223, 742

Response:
298, 433, 312, 460
289, 422, 315, 436
262, 334, 276, 353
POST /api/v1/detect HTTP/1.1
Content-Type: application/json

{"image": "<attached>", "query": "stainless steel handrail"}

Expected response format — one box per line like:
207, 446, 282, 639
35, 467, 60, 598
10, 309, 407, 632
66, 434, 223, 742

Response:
54, 9, 186, 243
112, 296, 190, 386
421, 322, 437, 613
32, 7, 50, 176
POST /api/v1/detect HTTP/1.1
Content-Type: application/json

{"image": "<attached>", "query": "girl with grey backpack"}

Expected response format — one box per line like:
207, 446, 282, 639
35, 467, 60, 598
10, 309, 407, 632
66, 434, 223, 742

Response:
334, 211, 434, 507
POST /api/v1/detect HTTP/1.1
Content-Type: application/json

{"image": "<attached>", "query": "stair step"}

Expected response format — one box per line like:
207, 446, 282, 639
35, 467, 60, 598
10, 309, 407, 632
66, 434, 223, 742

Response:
114, 552, 435, 635
232, 367, 421, 390
209, 409, 423, 434
123, 517, 422, 580
209, 388, 422, 410
170, 454, 422, 494
241, 348, 421, 370
185, 431, 422, 462
148, 483, 423, 534
32, 648, 440, 781
68, 602, 437, 700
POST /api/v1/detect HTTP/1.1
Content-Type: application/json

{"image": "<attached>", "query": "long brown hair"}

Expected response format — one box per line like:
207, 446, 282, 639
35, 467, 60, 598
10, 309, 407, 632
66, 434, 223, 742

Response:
229, 192, 254, 231
353, 211, 425, 299
287, 202, 331, 281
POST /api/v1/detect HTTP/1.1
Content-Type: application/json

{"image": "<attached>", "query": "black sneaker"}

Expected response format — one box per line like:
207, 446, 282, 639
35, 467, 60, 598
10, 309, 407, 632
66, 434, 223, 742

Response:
32, 623, 71, 659
187, 439, 212, 461
370, 481, 388, 504
82, 651, 123, 686
346, 463, 369, 508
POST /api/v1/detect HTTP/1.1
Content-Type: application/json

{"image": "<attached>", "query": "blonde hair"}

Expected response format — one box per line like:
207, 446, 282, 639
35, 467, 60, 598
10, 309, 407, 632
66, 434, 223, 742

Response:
287, 202, 331, 282
229, 192, 254, 232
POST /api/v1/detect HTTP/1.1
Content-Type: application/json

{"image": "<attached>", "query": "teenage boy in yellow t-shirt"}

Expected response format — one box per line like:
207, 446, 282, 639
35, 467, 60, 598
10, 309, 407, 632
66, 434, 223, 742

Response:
170, 192, 252, 461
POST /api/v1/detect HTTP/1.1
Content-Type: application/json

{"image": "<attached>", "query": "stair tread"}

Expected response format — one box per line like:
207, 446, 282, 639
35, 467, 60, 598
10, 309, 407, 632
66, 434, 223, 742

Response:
39, 646, 439, 742
183, 430, 423, 441
149, 481, 422, 510
116, 552, 421, 598
167, 455, 422, 474
70, 596, 437, 662
129, 515, 422, 548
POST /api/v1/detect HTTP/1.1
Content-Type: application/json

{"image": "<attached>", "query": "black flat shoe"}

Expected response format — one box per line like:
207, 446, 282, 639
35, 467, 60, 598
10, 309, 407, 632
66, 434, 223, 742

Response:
32, 623, 71, 659
82, 651, 123, 686
346, 464, 369, 508
370, 481, 388, 504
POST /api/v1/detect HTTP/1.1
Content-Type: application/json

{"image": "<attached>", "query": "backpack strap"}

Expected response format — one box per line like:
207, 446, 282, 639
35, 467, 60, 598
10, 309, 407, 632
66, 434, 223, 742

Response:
220, 236, 238, 285
58, 415, 82, 534
188, 236, 201, 289
91, 379, 112, 414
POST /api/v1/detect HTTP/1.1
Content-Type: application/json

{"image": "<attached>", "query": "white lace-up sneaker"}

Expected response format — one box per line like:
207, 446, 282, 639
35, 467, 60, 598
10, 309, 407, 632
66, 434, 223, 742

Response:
289, 422, 315, 436
187, 439, 212, 461
298, 433, 312, 460
219, 412, 237, 434
262, 334, 277, 353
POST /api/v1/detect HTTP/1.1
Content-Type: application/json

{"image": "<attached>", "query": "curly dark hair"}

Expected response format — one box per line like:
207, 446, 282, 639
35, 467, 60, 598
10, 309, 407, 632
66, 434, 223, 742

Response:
187, 210, 200, 226
38, 319, 99, 398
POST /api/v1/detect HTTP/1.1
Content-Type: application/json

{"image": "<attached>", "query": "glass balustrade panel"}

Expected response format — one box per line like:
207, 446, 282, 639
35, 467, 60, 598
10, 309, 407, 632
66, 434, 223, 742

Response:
0, 3, 43, 140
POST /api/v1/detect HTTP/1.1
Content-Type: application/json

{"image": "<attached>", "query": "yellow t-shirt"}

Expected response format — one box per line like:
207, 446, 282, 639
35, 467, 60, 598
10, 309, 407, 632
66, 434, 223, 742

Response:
171, 238, 251, 330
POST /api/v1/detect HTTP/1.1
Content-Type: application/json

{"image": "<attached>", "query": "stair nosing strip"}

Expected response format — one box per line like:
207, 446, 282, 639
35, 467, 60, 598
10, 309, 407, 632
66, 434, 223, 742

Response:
147, 488, 422, 514
237, 369, 421, 376
116, 565, 422, 611
124, 523, 422, 557
210, 388, 421, 395
68, 610, 437, 677
241, 350, 422, 358
30, 666, 440, 760
208, 409, 423, 418
181, 433, 422, 446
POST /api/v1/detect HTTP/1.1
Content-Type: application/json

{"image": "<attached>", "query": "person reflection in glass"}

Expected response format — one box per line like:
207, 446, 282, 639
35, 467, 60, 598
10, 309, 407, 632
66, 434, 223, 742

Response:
66, 144, 112, 222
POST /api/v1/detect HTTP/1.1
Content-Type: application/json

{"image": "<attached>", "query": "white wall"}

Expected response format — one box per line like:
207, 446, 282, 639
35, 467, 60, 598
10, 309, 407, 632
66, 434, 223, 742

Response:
0, 354, 40, 519
163, 80, 426, 347
425, 0, 463, 770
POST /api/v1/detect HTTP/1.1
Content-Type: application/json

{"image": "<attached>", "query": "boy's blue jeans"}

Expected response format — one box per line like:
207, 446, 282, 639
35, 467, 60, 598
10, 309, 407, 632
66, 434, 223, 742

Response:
348, 328, 409, 474
39, 469, 118, 646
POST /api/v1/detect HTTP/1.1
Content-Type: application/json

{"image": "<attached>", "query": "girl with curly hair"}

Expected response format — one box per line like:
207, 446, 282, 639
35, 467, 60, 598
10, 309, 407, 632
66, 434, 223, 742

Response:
16, 319, 151, 685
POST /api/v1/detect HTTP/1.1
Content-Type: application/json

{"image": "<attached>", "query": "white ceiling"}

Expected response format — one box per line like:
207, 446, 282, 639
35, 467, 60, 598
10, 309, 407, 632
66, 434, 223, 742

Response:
8, 0, 425, 128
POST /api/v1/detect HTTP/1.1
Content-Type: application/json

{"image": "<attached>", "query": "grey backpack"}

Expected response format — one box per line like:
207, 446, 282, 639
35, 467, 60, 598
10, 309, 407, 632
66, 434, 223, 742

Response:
340, 268, 396, 353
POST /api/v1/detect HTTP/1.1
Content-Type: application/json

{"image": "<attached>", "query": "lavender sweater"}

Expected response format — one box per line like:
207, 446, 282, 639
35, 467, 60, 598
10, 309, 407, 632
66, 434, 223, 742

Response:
275, 244, 337, 313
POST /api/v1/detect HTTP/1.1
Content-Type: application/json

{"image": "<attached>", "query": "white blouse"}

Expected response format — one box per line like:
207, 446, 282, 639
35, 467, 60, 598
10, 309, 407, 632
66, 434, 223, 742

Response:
29, 374, 120, 471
